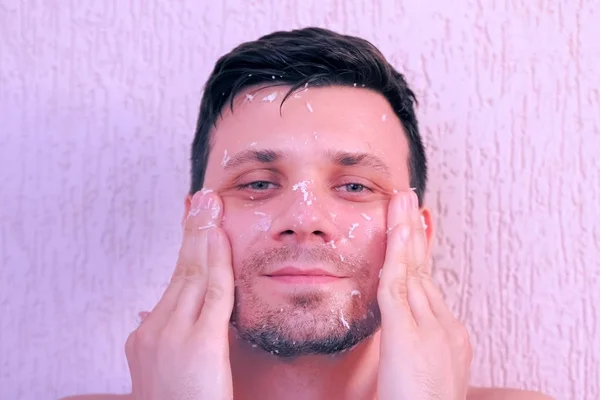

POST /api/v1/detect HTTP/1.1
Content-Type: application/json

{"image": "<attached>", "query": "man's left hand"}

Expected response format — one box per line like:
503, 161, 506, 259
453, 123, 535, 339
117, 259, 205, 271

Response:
377, 190, 472, 400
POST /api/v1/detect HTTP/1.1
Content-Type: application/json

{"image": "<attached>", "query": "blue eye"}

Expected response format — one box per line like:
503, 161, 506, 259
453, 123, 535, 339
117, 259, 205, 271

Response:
339, 183, 371, 193
241, 181, 276, 191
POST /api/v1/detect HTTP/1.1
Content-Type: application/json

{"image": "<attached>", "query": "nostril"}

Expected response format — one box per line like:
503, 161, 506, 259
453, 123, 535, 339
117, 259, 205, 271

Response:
312, 230, 325, 236
282, 229, 294, 235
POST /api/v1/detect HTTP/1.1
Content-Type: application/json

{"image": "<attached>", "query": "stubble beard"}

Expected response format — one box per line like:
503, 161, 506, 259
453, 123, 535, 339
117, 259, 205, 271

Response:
229, 244, 381, 358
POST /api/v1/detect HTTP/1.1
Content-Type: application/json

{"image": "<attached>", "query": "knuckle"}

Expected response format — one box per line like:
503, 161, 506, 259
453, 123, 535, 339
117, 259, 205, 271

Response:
124, 330, 137, 357
377, 282, 409, 309
388, 276, 409, 298
134, 326, 158, 350
173, 261, 205, 280
453, 324, 471, 349
204, 283, 226, 303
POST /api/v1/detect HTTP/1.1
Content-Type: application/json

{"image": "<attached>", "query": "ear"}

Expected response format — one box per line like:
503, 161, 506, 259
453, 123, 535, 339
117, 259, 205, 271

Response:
182, 193, 193, 227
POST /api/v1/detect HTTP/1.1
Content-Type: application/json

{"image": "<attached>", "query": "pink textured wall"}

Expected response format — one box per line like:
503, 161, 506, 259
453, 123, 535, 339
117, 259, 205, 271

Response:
1, 1, 599, 399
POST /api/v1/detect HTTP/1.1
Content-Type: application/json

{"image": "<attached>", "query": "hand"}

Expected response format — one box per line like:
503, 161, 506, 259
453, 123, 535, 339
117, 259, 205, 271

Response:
125, 191, 235, 400
377, 191, 472, 400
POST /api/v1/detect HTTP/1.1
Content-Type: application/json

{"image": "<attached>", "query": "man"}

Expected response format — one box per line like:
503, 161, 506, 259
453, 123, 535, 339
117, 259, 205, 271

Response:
64, 27, 551, 400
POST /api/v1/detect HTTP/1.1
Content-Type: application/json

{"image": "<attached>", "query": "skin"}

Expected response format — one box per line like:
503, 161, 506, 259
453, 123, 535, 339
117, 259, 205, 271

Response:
61, 86, 552, 400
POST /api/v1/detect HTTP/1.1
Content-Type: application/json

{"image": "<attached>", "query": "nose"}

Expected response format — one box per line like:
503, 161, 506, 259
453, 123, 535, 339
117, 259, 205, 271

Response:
268, 181, 336, 245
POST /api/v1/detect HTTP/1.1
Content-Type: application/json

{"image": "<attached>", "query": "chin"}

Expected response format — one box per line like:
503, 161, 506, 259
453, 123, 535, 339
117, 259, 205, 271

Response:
230, 291, 381, 358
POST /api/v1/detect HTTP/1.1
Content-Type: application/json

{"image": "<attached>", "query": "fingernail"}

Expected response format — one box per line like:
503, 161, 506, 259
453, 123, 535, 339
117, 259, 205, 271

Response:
190, 191, 216, 216
399, 192, 415, 211
398, 194, 408, 211
409, 191, 419, 209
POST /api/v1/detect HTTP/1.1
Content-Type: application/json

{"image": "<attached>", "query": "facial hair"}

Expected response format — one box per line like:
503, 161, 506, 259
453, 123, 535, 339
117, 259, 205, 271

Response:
230, 244, 381, 358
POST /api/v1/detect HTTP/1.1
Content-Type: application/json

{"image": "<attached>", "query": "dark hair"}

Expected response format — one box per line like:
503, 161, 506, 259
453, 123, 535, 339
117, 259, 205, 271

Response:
190, 27, 427, 204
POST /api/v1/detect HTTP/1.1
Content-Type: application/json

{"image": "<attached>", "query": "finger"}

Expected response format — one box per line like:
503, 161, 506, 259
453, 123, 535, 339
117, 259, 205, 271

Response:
124, 331, 143, 396
407, 191, 428, 273
195, 227, 235, 339
175, 190, 222, 278
387, 191, 423, 277
137, 277, 187, 334
172, 191, 223, 326
407, 276, 438, 328
379, 191, 415, 292
377, 222, 416, 330
386, 191, 412, 235
420, 278, 459, 329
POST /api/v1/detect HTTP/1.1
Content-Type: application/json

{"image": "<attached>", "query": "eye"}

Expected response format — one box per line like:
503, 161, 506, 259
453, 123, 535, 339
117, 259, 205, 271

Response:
338, 183, 371, 193
239, 181, 278, 191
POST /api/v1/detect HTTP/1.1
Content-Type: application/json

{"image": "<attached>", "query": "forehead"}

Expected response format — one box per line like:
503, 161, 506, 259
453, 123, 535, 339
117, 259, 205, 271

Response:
205, 85, 409, 178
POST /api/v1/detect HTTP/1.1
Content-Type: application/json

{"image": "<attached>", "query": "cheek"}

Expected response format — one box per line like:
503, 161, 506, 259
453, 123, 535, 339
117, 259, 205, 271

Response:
364, 229, 388, 268
222, 206, 272, 262
337, 207, 386, 243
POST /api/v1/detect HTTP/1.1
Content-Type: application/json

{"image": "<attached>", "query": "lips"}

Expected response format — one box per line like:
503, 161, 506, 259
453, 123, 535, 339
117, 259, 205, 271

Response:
267, 266, 341, 278
265, 266, 345, 284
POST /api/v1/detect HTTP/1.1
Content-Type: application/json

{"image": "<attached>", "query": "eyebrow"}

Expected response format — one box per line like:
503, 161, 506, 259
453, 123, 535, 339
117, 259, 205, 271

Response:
223, 149, 285, 170
328, 150, 392, 178
223, 148, 391, 177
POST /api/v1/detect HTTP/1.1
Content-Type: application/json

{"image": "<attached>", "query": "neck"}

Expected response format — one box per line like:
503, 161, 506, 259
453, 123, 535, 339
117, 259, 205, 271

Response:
229, 328, 380, 400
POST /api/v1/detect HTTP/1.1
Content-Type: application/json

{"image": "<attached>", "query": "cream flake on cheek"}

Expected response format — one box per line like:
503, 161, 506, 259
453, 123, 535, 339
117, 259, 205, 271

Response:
348, 223, 359, 238
361, 213, 372, 221
381, 114, 387, 122
254, 214, 272, 232
306, 102, 313, 112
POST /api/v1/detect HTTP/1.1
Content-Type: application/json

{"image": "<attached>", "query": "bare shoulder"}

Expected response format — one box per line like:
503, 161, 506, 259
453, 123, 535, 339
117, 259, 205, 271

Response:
468, 386, 554, 400
60, 395, 132, 400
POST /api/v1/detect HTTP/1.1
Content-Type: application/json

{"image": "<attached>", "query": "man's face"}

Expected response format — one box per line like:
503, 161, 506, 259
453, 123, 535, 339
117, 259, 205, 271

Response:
195, 85, 426, 357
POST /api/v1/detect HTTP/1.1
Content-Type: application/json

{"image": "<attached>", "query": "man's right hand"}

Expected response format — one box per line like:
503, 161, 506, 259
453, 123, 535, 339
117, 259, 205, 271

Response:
125, 191, 234, 400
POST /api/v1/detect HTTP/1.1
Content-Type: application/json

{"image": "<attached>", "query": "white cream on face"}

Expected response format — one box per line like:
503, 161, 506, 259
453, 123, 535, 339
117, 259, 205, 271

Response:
291, 180, 315, 205
340, 310, 350, 329
221, 149, 230, 167
254, 214, 272, 232
348, 223, 359, 238
204, 87, 412, 332
262, 92, 278, 102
